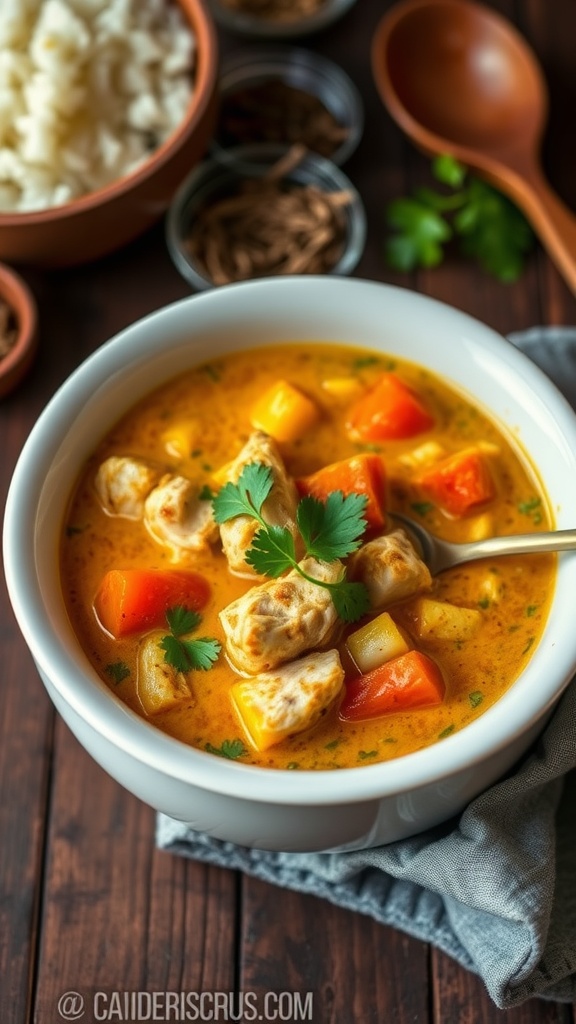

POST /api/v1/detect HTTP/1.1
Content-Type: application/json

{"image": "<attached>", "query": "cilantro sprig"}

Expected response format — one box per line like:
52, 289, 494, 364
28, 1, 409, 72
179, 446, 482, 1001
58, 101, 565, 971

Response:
385, 155, 534, 282
212, 463, 370, 622
159, 606, 221, 673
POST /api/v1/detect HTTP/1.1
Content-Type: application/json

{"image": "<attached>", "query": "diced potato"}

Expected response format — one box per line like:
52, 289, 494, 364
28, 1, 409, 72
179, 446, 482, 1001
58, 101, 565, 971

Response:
250, 379, 319, 443
397, 440, 446, 470
478, 572, 503, 605
346, 611, 410, 673
231, 650, 344, 752
161, 419, 201, 459
413, 597, 482, 642
463, 511, 495, 541
137, 632, 191, 715
321, 377, 364, 401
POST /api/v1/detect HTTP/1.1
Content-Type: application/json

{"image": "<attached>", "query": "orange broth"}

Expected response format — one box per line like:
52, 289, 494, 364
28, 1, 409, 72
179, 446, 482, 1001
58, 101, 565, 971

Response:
60, 343, 555, 770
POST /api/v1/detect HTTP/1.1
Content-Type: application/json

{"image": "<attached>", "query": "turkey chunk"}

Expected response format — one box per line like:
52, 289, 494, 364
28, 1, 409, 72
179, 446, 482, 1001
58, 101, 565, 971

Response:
144, 474, 219, 556
219, 557, 342, 674
95, 456, 162, 518
231, 650, 344, 751
137, 632, 192, 716
218, 430, 299, 577
348, 529, 432, 610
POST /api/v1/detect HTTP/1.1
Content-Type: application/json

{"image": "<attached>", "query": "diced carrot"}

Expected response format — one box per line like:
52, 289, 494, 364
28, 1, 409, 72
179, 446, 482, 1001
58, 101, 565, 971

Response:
418, 447, 496, 517
94, 568, 210, 638
296, 453, 387, 530
346, 373, 434, 442
339, 650, 445, 721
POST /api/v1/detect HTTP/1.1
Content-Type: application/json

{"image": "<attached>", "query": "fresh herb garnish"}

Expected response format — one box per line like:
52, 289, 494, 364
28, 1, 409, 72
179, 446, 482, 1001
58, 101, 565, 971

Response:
105, 661, 130, 684
438, 724, 455, 739
212, 463, 370, 622
518, 497, 542, 524
384, 155, 534, 282
469, 691, 484, 709
198, 484, 215, 501
358, 749, 378, 760
410, 501, 434, 517
205, 738, 247, 760
159, 606, 221, 673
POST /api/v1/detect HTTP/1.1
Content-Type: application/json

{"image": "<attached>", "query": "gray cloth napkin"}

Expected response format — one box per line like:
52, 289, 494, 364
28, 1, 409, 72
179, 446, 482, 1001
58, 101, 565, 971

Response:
157, 327, 576, 1010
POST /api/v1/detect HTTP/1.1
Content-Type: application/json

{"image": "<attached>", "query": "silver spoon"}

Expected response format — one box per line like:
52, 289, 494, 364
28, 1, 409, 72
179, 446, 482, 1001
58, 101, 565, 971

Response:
391, 512, 576, 576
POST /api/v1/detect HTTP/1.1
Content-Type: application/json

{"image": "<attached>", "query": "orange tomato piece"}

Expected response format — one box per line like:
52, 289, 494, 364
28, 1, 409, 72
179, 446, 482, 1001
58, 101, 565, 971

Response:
346, 373, 434, 441
339, 650, 445, 721
296, 453, 387, 530
94, 568, 210, 638
418, 448, 496, 516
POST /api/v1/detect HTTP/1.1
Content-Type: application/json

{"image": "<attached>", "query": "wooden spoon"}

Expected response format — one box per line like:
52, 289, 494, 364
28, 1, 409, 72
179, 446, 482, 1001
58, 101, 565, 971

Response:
372, 0, 576, 292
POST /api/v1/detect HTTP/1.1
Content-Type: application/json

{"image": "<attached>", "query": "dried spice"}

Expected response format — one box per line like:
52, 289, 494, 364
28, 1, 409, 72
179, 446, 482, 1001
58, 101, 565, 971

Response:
0, 299, 18, 360
219, 0, 328, 22
185, 148, 352, 284
218, 79, 349, 159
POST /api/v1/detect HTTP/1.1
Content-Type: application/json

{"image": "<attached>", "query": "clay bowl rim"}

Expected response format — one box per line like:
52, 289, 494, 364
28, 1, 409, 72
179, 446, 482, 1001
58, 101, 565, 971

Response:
0, 0, 219, 228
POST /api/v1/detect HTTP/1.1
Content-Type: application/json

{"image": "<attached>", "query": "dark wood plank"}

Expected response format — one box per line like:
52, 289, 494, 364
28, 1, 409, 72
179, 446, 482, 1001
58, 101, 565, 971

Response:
33, 718, 238, 1020
432, 949, 573, 1024
239, 878, 429, 1024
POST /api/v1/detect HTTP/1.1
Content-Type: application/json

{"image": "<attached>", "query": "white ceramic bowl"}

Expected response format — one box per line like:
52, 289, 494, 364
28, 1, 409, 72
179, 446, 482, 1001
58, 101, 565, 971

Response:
5, 278, 576, 852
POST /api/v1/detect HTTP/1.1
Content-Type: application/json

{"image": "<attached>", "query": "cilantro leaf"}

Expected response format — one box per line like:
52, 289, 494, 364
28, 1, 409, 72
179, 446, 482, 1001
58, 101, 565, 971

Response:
432, 153, 467, 189
160, 633, 221, 672
212, 462, 273, 524
213, 463, 370, 623
160, 607, 221, 673
105, 661, 130, 684
245, 524, 296, 577
159, 633, 191, 672
205, 738, 247, 760
384, 156, 534, 281
297, 492, 367, 561
166, 605, 202, 637
385, 197, 452, 270
330, 578, 371, 623
454, 178, 533, 282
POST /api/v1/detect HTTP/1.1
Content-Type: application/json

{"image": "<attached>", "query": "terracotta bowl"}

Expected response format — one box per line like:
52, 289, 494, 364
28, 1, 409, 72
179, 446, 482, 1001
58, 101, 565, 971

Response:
0, 0, 219, 269
0, 263, 38, 399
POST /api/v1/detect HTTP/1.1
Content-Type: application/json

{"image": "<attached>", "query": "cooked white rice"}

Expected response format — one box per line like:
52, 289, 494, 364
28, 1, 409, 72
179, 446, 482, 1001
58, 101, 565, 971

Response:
0, 0, 196, 212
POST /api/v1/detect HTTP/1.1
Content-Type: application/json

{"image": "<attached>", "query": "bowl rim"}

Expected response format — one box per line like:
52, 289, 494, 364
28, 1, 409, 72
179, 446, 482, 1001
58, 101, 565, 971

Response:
0, 0, 219, 225
5, 277, 576, 806
0, 262, 38, 397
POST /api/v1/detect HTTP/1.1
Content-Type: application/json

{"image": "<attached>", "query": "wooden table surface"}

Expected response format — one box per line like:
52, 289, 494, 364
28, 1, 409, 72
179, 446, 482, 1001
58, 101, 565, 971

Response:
3, 1, 576, 1021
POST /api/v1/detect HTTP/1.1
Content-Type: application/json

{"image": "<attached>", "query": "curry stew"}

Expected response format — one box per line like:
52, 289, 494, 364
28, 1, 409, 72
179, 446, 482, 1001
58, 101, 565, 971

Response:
60, 344, 554, 770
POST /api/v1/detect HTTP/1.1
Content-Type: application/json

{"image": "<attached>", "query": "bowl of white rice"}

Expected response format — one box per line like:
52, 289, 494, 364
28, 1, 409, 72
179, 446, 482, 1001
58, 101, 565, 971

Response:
0, 0, 219, 267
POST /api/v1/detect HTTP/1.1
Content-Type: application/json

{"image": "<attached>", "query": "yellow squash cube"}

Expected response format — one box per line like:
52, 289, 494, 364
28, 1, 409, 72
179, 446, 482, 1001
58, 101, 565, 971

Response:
250, 379, 319, 443
321, 377, 364, 401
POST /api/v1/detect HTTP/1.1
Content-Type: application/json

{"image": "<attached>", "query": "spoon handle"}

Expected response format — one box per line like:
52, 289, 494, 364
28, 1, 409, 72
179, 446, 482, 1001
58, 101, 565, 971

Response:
507, 161, 576, 295
464, 528, 576, 561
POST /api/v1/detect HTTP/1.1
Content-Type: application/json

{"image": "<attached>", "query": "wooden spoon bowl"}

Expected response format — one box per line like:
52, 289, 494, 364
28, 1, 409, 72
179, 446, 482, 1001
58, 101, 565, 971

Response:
372, 0, 576, 292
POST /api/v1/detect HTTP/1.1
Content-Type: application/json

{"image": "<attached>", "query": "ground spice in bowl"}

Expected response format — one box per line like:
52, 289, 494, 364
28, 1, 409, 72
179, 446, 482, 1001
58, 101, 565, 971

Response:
215, 48, 363, 167
167, 145, 366, 287
218, 0, 329, 23
0, 299, 18, 360
218, 79, 349, 158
